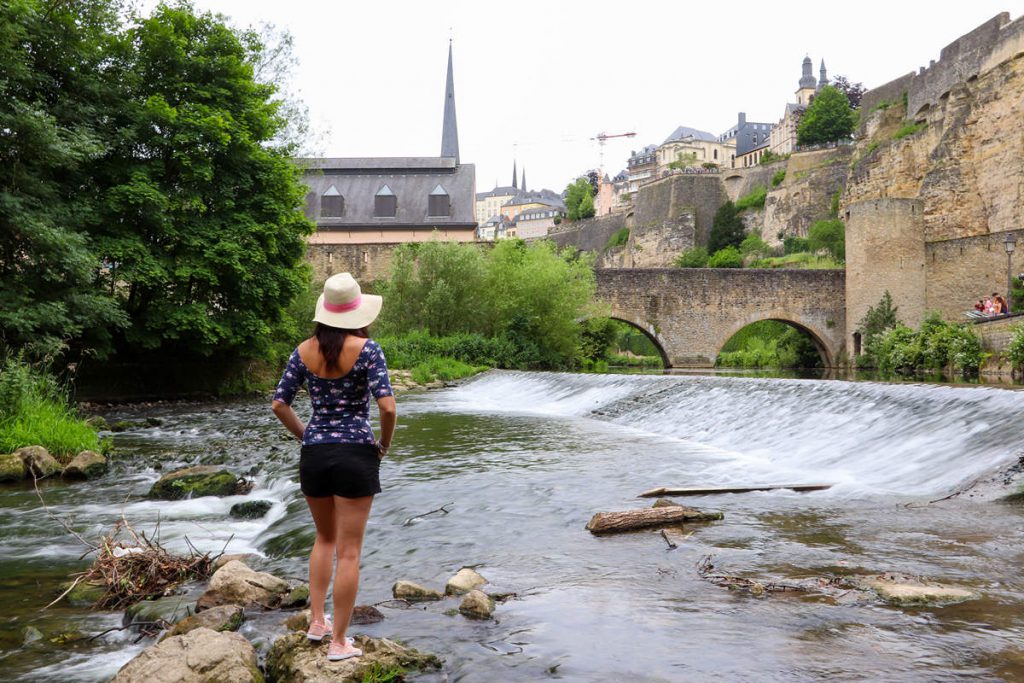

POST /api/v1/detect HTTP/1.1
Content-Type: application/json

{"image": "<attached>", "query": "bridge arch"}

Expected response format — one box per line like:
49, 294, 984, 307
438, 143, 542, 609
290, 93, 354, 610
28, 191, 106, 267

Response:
714, 315, 834, 367
607, 316, 671, 368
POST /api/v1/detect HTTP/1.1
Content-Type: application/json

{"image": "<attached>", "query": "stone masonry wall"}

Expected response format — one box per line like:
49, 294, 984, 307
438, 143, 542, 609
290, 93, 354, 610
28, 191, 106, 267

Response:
547, 213, 628, 253
925, 230, 1024, 320
307, 243, 400, 285
633, 174, 726, 247
761, 146, 852, 245
598, 210, 696, 268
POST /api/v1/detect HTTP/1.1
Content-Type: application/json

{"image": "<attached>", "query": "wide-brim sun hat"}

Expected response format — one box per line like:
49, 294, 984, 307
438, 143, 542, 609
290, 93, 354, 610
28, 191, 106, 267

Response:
313, 272, 382, 329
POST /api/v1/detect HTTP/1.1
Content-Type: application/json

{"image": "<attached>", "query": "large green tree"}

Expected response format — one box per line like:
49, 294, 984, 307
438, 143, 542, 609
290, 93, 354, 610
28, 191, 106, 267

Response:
708, 201, 745, 253
0, 0, 127, 356
564, 177, 595, 221
89, 3, 313, 358
797, 85, 857, 145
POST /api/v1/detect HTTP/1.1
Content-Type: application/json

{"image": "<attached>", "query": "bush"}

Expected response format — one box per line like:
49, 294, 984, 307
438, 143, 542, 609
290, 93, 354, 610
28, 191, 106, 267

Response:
759, 150, 785, 165
807, 218, 845, 261
564, 178, 596, 220
707, 246, 743, 268
771, 170, 786, 187
1008, 325, 1024, 370
708, 201, 745, 253
783, 236, 810, 254
409, 357, 481, 384
857, 291, 899, 366
578, 317, 618, 364
892, 121, 927, 140
674, 246, 709, 268
735, 185, 767, 211
606, 228, 630, 249
740, 233, 770, 258
874, 313, 983, 375
0, 356, 102, 461
717, 321, 821, 368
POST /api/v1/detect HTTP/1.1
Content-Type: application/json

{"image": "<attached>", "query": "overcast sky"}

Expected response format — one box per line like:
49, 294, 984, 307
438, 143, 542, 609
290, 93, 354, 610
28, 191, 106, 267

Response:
143, 1, 1018, 193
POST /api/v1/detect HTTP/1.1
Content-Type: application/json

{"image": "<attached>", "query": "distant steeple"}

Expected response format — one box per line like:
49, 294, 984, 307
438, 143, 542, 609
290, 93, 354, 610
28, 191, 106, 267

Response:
440, 40, 459, 162
512, 160, 518, 189
521, 167, 526, 193
817, 59, 828, 91
799, 55, 816, 89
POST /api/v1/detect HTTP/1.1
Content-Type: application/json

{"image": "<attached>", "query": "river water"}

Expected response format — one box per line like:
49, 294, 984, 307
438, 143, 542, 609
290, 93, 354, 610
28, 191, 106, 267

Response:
2, 371, 1024, 682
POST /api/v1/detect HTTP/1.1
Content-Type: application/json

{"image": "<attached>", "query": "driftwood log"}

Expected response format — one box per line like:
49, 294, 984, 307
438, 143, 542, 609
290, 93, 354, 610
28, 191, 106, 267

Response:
638, 484, 832, 498
586, 506, 723, 535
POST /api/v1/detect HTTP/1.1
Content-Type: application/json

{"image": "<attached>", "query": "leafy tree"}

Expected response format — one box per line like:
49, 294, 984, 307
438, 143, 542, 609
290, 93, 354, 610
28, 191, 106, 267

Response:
707, 246, 743, 268
88, 4, 314, 358
857, 291, 900, 365
708, 201, 745, 253
797, 85, 856, 145
830, 75, 866, 109
585, 170, 600, 196
808, 219, 845, 260
740, 233, 770, 258
564, 178, 595, 221
783, 235, 810, 254
668, 152, 698, 170
0, 0, 128, 357
674, 246, 708, 268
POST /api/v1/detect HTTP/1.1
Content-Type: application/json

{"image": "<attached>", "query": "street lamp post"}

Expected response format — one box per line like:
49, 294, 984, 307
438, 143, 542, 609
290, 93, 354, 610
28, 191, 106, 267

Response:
1005, 233, 1017, 314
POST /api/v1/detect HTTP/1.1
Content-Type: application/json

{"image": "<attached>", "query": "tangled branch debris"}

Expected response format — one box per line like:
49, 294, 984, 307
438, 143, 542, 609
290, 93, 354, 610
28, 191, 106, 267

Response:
696, 555, 810, 596
402, 502, 454, 526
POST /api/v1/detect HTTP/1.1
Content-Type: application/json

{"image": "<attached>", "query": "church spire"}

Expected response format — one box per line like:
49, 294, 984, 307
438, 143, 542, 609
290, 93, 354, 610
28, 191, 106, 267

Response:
817, 59, 828, 91
521, 167, 526, 193
512, 160, 518, 189
440, 40, 459, 163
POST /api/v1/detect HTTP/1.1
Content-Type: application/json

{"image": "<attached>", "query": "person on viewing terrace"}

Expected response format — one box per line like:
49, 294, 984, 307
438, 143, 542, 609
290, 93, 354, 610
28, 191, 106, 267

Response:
271, 272, 396, 662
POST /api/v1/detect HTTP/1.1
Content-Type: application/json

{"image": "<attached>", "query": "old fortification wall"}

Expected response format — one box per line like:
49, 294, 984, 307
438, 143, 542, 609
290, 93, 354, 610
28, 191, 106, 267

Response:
760, 146, 852, 244
599, 210, 696, 268
307, 243, 400, 284
926, 231, 1024, 320
632, 174, 726, 247
547, 213, 628, 253
721, 163, 779, 203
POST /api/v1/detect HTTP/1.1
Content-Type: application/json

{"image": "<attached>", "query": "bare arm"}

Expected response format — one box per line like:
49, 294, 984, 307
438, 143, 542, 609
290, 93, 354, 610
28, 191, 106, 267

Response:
271, 400, 304, 442
376, 395, 397, 454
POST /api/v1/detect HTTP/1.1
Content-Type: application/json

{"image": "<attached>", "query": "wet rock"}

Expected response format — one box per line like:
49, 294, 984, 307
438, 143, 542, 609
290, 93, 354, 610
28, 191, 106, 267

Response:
84, 415, 109, 431
22, 626, 43, 645
652, 497, 682, 508
213, 553, 256, 571
148, 465, 240, 500
283, 610, 310, 632
282, 584, 310, 608
864, 578, 977, 607
445, 567, 487, 595
62, 450, 108, 480
0, 453, 23, 482
64, 580, 107, 607
110, 420, 137, 433
124, 594, 194, 627
392, 580, 443, 602
196, 559, 290, 611
351, 604, 384, 625
266, 632, 441, 683
161, 604, 244, 640
16, 446, 60, 478
458, 590, 495, 619
112, 627, 261, 683
146, 417, 164, 427
229, 500, 273, 519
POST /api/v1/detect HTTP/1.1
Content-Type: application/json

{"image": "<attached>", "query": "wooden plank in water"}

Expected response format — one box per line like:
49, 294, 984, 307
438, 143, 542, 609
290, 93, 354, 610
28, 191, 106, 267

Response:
638, 484, 833, 498
586, 506, 723, 535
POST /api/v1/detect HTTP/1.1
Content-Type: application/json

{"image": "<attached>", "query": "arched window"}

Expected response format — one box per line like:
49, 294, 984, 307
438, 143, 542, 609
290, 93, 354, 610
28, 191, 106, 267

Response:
428, 184, 450, 217
374, 184, 396, 217
321, 185, 343, 217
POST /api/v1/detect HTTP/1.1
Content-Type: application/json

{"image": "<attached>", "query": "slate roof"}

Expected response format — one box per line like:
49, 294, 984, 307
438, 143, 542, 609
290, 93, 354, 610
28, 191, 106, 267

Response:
663, 126, 718, 144
301, 158, 476, 228
476, 185, 521, 200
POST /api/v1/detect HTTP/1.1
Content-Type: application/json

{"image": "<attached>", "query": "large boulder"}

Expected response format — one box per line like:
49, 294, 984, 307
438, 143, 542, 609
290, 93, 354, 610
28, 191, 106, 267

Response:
148, 466, 240, 500
161, 604, 244, 640
458, 590, 495, 620
196, 560, 290, 611
16, 446, 60, 478
266, 632, 441, 683
229, 500, 273, 519
112, 627, 262, 683
283, 605, 383, 633
62, 450, 108, 480
445, 567, 487, 595
392, 580, 444, 602
0, 453, 23, 482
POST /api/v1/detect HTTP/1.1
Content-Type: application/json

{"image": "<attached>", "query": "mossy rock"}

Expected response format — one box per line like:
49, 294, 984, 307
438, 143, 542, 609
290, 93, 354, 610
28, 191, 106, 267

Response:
229, 500, 273, 519
148, 466, 239, 500
110, 420, 136, 432
281, 584, 309, 609
161, 604, 244, 640
63, 450, 108, 480
0, 453, 24, 482
266, 632, 441, 683
84, 415, 109, 431
64, 580, 107, 607
16, 446, 60, 478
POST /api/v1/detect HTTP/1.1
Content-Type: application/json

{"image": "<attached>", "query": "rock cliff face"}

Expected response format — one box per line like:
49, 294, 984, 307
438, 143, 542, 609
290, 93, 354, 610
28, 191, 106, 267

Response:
760, 147, 852, 246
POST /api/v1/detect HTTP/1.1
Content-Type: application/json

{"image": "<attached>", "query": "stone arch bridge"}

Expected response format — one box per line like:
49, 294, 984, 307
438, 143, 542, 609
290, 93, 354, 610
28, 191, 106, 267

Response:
595, 269, 846, 367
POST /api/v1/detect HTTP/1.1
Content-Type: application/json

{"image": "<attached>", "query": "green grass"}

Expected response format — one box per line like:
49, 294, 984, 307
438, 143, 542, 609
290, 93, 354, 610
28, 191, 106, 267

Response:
735, 185, 767, 211
605, 228, 630, 249
361, 663, 406, 683
409, 357, 484, 384
0, 356, 102, 461
749, 252, 844, 270
608, 353, 661, 368
771, 170, 786, 187
892, 121, 927, 140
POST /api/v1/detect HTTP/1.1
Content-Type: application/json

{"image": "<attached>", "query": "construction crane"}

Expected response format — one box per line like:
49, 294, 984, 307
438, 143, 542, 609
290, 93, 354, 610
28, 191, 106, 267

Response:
590, 131, 636, 172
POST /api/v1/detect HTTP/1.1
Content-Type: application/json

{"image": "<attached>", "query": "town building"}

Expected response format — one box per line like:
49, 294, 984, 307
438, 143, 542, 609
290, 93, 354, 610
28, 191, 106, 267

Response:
769, 57, 828, 156
300, 43, 476, 244
718, 112, 775, 168
626, 145, 657, 193
655, 126, 735, 174
514, 206, 564, 239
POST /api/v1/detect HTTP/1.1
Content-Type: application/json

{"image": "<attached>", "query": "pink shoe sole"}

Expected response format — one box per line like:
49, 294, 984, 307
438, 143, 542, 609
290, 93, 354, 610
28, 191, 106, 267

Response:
327, 646, 362, 662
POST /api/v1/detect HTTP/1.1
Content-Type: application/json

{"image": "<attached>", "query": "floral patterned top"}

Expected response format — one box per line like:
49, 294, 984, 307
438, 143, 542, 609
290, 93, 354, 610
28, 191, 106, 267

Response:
273, 340, 393, 446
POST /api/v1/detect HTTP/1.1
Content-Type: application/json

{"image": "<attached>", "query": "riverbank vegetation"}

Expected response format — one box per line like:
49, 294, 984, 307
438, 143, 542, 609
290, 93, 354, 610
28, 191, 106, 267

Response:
717, 321, 822, 368
0, 356, 102, 460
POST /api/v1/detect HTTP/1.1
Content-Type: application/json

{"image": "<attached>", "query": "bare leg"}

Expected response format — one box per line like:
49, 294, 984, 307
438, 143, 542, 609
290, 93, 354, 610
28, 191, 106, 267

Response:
331, 495, 374, 651
305, 495, 337, 627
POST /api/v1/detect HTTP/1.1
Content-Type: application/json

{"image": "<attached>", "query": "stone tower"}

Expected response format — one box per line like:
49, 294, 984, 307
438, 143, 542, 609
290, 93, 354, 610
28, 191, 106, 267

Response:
796, 55, 817, 105
817, 60, 829, 92
512, 160, 518, 189
440, 41, 459, 163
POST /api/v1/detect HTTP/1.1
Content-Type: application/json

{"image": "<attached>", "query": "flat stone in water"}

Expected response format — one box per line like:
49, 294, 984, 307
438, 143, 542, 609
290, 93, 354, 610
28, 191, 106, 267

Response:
392, 580, 444, 602
266, 632, 441, 682
866, 579, 977, 606
148, 465, 239, 500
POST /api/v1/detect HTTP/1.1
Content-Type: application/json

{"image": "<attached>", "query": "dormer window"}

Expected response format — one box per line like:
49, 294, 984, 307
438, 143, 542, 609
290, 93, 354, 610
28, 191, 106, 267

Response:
428, 184, 450, 217
321, 185, 343, 217
374, 184, 396, 217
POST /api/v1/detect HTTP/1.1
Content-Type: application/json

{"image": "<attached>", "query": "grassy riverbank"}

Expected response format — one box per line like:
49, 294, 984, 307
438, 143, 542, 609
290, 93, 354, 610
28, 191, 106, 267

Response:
0, 357, 103, 460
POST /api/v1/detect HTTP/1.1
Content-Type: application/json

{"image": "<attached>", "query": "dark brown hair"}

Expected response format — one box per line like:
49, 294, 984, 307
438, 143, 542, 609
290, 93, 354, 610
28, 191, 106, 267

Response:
314, 323, 368, 372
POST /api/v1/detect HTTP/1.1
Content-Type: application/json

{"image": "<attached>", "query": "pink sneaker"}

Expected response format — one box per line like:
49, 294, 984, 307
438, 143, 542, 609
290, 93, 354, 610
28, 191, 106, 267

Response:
306, 616, 333, 641
327, 639, 362, 662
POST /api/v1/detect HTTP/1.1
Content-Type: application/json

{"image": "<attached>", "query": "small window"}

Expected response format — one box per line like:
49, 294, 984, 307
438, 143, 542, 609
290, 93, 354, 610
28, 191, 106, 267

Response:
713, 149, 718, 160
321, 185, 343, 217
428, 185, 450, 217
375, 184, 396, 217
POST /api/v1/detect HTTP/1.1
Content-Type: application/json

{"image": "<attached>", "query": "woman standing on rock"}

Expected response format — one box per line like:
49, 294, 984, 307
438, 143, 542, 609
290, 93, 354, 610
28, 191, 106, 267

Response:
271, 272, 396, 662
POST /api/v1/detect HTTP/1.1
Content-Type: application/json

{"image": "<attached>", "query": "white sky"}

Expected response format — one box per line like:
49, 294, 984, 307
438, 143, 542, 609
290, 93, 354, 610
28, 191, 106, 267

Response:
141, 1, 1018, 194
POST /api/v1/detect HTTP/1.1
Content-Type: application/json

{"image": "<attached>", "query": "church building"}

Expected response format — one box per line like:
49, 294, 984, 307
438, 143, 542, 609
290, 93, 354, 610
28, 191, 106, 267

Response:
299, 44, 476, 244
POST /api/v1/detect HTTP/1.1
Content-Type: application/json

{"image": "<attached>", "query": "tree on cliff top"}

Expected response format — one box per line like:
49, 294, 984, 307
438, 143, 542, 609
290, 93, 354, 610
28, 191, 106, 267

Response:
708, 201, 745, 253
797, 85, 857, 146
831, 76, 866, 110
564, 178, 596, 221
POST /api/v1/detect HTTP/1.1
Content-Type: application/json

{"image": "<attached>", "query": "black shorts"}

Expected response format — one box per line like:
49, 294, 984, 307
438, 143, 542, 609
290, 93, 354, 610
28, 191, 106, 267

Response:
299, 442, 382, 498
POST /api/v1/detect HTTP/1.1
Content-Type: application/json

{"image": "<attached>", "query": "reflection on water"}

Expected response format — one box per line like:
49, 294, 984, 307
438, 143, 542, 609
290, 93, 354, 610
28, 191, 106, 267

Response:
0, 371, 1023, 681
